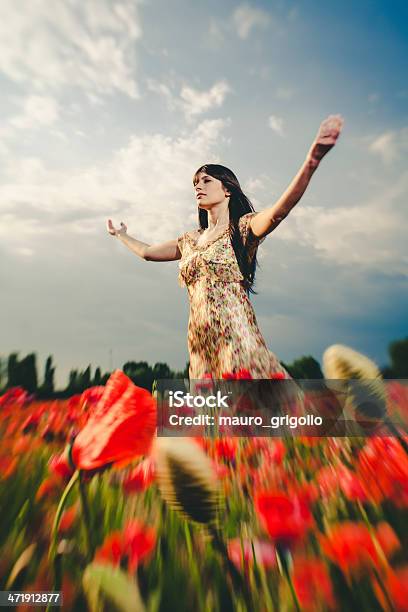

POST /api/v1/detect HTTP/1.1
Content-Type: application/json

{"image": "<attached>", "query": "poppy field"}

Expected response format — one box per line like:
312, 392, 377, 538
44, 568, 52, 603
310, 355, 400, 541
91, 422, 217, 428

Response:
1, 348, 407, 612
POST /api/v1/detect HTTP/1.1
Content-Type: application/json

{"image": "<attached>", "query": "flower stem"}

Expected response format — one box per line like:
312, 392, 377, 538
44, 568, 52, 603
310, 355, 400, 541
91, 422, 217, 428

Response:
276, 547, 301, 612
46, 470, 79, 612
48, 470, 79, 562
78, 470, 95, 561
209, 526, 253, 609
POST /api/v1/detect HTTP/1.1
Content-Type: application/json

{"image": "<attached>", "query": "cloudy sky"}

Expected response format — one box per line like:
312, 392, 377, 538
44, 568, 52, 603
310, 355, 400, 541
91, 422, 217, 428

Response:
1, 0, 407, 388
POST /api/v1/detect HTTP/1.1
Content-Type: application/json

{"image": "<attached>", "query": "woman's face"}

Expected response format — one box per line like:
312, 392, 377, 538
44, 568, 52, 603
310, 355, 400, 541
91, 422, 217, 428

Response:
194, 172, 230, 209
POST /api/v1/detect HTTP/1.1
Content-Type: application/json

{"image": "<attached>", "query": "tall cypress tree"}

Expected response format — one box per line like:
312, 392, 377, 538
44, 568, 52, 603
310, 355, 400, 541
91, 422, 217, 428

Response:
41, 355, 55, 397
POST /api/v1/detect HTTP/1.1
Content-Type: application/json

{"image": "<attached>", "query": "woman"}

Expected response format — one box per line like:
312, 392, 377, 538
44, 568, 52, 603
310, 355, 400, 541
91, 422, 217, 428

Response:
108, 115, 343, 380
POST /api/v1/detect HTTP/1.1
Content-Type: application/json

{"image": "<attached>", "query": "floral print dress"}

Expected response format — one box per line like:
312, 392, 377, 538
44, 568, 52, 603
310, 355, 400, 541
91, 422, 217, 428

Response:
177, 212, 292, 381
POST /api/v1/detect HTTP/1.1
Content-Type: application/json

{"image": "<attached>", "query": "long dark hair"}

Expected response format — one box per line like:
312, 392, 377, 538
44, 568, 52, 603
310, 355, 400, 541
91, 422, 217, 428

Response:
193, 164, 259, 295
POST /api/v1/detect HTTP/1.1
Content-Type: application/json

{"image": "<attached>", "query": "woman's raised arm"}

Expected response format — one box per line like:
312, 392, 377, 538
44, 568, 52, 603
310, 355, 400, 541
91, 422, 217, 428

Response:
250, 114, 344, 239
107, 219, 181, 262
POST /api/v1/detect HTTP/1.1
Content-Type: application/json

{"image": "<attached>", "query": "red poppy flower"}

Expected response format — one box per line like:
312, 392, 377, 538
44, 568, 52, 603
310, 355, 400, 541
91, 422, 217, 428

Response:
36, 476, 62, 500
211, 460, 229, 480
387, 381, 408, 421
265, 439, 286, 464
320, 521, 400, 576
58, 506, 77, 533
357, 437, 408, 506
0, 456, 18, 479
80, 386, 105, 406
0, 387, 29, 408
122, 459, 156, 493
293, 557, 336, 611
337, 465, 367, 502
49, 451, 74, 482
227, 538, 276, 570
95, 520, 156, 573
20, 411, 42, 434
214, 438, 238, 462
316, 465, 339, 499
71, 370, 156, 471
255, 491, 314, 548
383, 566, 408, 612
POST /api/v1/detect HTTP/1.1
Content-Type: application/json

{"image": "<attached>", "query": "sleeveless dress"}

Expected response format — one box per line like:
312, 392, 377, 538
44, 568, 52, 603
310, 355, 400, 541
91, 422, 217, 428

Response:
177, 212, 292, 381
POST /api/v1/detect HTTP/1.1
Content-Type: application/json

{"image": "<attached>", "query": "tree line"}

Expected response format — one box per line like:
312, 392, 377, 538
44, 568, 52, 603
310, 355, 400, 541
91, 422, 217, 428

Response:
0, 337, 407, 399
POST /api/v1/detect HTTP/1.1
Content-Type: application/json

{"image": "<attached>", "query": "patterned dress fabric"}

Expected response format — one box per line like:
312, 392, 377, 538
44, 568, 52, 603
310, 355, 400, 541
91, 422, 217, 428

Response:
177, 212, 292, 381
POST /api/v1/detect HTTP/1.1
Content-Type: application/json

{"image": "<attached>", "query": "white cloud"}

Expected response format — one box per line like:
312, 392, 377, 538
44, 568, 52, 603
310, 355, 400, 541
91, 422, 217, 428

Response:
232, 4, 270, 39
276, 171, 408, 277
9, 95, 60, 130
0, 119, 230, 247
147, 79, 231, 119
0, 0, 141, 98
180, 81, 231, 118
369, 128, 408, 164
14, 247, 35, 257
147, 79, 177, 110
369, 131, 397, 164
268, 114, 284, 135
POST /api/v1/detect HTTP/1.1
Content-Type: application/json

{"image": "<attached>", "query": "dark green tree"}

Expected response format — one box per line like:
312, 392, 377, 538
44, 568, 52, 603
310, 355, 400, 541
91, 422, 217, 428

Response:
100, 371, 111, 385
152, 362, 173, 380
93, 367, 102, 385
388, 337, 408, 378
6, 353, 38, 392
79, 365, 91, 390
40, 355, 55, 397
7, 353, 19, 388
21, 354, 38, 392
123, 361, 154, 390
0, 356, 6, 390
281, 356, 323, 380
66, 369, 79, 394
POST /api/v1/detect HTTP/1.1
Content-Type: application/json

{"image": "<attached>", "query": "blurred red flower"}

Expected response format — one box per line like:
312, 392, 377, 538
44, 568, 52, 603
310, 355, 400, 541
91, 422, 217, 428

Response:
293, 557, 336, 611
49, 451, 74, 482
58, 506, 77, 533
255, 491, 313, 548
337, 465, 367, 502
264, 439, 286, 465
95, 520, 156, 573
214, 438, 238, 462
36, 476, 62, 500
227, 538, 276, 570
71, 370, 156, 471
383, 566, 408, 612
80, 385, 105, 406
316, 465, 339, 499
386, 381, 408, 421
0, 456, 18, 479
0, 387, 29, 408
122, 458, 155, 493
320, 521, 400, 576
357, 437, 408, 506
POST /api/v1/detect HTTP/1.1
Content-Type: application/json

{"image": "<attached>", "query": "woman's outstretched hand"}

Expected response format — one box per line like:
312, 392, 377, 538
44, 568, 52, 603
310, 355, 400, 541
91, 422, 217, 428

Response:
107, 219, 127, 237
307, 114, 344, 167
